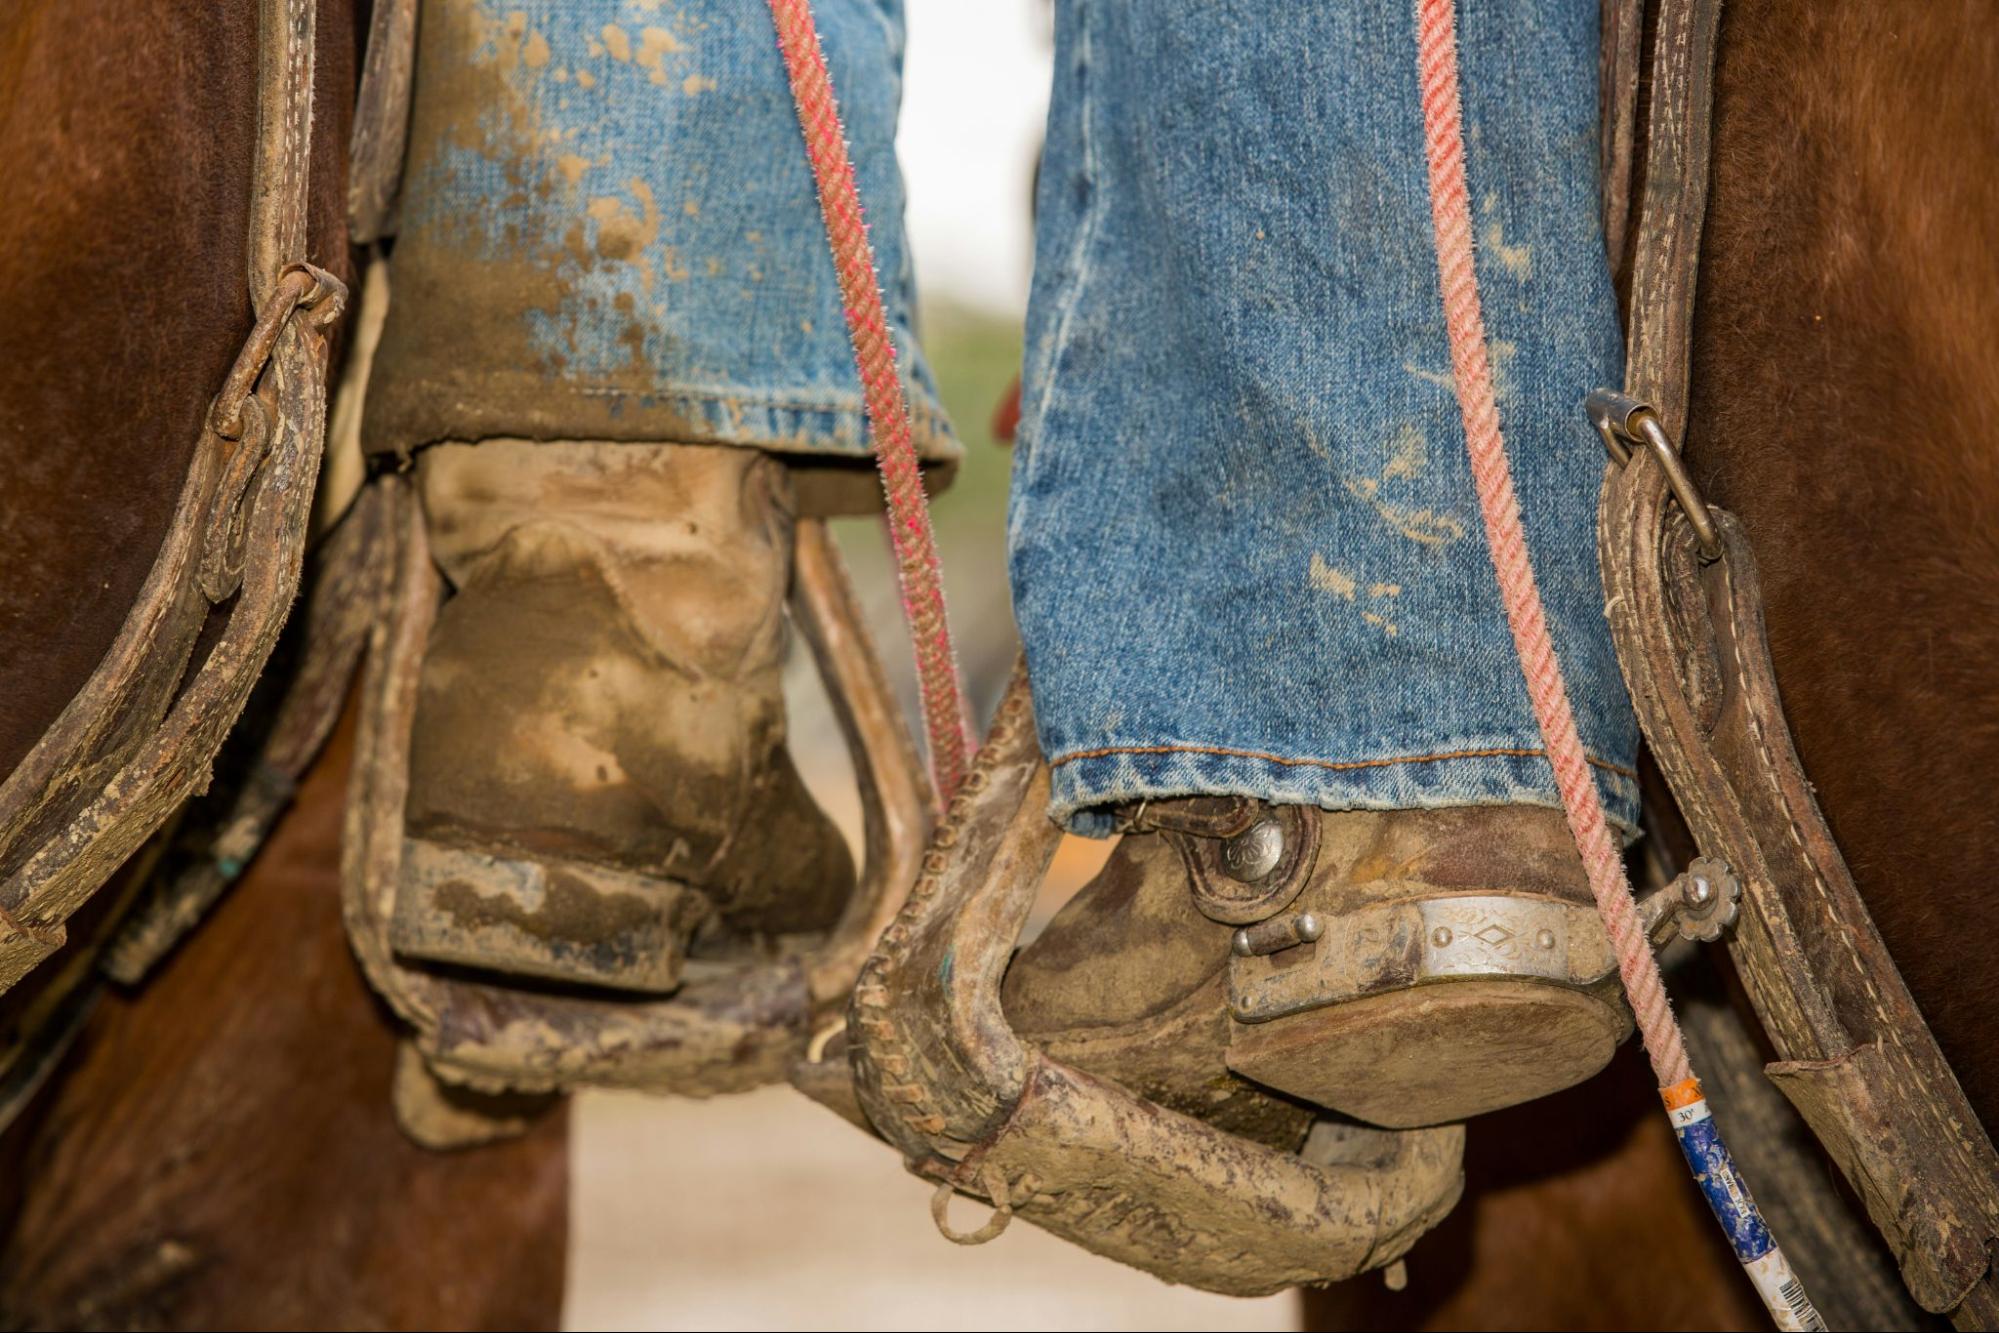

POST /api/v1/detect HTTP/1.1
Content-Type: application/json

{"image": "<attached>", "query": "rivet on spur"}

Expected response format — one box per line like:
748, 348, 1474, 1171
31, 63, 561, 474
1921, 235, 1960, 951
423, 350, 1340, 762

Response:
1232, 911, 1324, 958
1536, 928, 1557, 950
1431, 925, 1453, 948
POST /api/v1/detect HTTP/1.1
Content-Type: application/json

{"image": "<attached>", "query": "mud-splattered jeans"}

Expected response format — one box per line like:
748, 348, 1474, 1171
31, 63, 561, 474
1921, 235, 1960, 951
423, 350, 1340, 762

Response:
375, 0, 1638, 834
365, 0, 958, 493
1009, 0, 1640, 834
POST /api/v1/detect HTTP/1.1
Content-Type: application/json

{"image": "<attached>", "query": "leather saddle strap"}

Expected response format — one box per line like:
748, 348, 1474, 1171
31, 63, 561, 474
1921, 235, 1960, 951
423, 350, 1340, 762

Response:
1600, 0, 1999, 1322
250, 0, 316, 304
348, 0, 417, 242
1596, 0, 1644, 286
0, 0, 341, 988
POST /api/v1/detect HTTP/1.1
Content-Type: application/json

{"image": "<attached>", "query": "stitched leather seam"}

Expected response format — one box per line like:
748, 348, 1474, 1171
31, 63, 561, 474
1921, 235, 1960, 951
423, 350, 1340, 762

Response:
1716, 553, 1986, 1175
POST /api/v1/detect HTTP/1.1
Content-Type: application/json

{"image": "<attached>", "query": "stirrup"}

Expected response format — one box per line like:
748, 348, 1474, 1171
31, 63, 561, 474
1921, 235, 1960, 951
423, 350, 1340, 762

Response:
343, 477, 930, 1098
823, 666, 1464, 1296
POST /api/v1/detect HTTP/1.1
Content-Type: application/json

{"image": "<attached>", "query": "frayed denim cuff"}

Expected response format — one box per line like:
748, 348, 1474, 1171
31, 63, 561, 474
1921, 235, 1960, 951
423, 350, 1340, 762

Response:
365, 369, 960, 466
1046, 740, 1641, 844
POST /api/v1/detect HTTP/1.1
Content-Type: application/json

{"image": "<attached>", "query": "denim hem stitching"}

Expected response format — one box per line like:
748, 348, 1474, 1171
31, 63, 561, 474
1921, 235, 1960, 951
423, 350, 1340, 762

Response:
1047, 741, 1638, 780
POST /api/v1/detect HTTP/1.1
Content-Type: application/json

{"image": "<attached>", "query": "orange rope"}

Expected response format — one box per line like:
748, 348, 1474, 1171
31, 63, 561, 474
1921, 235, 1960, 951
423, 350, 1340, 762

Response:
1413, 5, 1817, 1325
766, 0, 972, 805
1413, 0, 1688, 1087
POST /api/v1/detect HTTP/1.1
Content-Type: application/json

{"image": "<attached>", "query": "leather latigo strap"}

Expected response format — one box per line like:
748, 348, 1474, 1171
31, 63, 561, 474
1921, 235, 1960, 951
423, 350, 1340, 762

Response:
1601, 0, 1999, 1322
0, 0, 347, 993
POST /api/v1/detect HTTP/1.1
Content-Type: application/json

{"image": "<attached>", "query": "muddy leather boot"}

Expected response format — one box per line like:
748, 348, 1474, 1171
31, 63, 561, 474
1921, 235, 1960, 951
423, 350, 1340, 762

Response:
390, 440, 853, 994
1002, 802, 1631, 1130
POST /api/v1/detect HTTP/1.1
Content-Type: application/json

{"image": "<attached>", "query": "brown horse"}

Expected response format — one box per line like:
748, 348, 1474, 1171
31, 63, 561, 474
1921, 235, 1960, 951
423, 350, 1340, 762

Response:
3, 0, 1995, 1328
0, 714, 568, 1330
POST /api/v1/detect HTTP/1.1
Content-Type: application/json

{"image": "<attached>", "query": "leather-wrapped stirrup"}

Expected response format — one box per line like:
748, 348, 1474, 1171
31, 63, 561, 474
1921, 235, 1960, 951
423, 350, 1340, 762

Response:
342, 477, 930, 1096
834, 667, 1464, 1297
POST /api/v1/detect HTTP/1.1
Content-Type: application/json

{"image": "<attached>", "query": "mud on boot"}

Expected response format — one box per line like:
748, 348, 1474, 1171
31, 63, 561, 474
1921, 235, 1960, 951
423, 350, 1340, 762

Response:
1005, 800, 1633, 1131
342, 447, 929, 1107
393, 439, 852, 993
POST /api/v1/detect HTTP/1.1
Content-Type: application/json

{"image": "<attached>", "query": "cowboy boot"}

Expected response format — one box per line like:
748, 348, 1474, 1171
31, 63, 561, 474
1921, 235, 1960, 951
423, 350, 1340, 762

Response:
390, 439, 854, 994
1002, 801, 1631, 1130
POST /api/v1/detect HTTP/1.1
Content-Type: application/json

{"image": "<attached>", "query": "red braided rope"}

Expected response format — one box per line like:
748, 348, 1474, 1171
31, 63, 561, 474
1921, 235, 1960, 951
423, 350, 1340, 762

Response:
766, 0, 972, 804
1412, 0, 1691, 1088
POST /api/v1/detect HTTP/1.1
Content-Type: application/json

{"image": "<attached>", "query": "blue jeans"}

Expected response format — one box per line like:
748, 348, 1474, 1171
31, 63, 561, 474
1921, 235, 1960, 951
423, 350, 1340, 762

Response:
366, 0, 955, 467
382, 0, 1637, 834
1009, 0, 1639, 834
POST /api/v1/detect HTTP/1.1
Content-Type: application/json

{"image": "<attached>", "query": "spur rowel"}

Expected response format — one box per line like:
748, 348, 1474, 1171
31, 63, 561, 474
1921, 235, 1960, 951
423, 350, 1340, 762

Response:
834, 666, 1466, 1297
343, 469, 930, 1111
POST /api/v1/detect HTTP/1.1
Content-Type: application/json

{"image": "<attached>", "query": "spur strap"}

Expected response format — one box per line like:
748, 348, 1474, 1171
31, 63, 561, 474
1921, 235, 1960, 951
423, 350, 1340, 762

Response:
1600, 0, 1999, 1321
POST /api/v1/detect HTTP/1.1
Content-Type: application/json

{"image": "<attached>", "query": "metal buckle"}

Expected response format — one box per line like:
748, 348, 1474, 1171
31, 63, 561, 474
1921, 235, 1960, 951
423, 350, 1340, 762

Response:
1586, 388, 1722, 560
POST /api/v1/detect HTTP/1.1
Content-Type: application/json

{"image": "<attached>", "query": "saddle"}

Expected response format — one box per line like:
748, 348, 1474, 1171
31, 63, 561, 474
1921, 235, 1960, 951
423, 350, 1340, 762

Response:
1, 0, 1991, 1324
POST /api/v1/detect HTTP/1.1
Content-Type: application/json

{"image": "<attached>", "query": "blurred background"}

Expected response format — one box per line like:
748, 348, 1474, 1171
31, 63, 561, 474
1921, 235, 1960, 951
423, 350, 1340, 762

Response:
563, 4, 1298, 1329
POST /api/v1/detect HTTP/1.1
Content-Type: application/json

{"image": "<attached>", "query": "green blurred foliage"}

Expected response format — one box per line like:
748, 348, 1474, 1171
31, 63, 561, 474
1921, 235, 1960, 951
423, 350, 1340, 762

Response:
829, 303, 1024, 704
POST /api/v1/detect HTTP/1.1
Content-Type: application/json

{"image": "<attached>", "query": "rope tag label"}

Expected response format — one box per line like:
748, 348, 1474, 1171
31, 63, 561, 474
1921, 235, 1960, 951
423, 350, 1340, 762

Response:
1662, 1080, 1826, 1331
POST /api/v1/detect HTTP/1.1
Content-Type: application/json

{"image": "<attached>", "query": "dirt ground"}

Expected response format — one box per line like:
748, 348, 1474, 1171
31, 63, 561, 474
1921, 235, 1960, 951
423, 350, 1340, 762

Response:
563, 1084, 1300, 1331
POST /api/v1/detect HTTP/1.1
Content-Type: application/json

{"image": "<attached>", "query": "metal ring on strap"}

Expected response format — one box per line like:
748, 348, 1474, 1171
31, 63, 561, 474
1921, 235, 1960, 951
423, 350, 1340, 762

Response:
1586, 388, 1722, 560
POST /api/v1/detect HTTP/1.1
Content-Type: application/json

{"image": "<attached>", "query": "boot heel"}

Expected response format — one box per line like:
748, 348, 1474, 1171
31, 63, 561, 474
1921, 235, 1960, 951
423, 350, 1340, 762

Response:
1228, 974, 1629, 1128
391, 837, 708, 994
